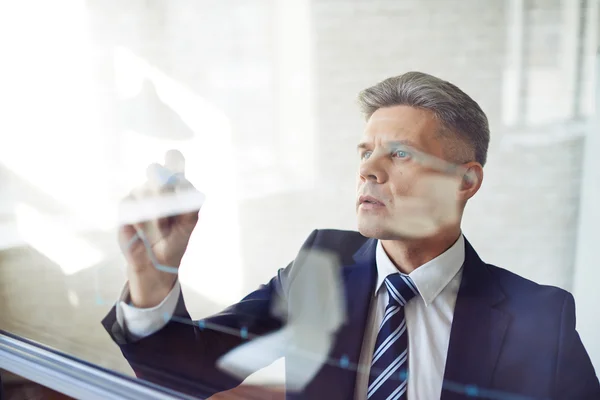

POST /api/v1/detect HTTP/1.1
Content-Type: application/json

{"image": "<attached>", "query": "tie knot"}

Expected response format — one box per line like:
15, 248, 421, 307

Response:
384, 273, 420, 306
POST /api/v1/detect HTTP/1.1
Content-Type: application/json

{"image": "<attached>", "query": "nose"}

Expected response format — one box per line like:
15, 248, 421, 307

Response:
359, 153, 387, 184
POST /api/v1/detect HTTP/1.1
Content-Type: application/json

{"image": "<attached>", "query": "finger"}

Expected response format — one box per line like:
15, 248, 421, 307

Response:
117, 223, 140, 251
126, 184, 166, 241
125, 180, 204, 230
171, 189, 203, 226
146, 163, 177, 193
130, 183, 162, 228
118, 186, 148, 227
120, 162, 203, 233
157, 178, 200, 234
175, 209, 200, 235
173, 176, 195, 193
169, 180, 202, 234
164, 149, 185, 177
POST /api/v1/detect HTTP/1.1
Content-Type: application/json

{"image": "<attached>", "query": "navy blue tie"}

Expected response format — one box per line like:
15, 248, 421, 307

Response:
367, 273, 420, 400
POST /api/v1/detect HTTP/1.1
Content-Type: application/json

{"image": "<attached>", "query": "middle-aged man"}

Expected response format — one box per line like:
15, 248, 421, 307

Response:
102, 72, 600, 399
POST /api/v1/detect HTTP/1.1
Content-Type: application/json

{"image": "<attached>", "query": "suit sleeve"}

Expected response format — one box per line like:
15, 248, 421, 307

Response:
101, 229, 319, 398
554, 292, 600, 399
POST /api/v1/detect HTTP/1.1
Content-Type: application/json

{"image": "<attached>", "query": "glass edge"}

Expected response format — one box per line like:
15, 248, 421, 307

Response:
0, 330, 197, 400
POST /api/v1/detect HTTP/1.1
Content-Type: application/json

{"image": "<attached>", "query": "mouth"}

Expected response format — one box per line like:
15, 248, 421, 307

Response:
358, 195, 385, 207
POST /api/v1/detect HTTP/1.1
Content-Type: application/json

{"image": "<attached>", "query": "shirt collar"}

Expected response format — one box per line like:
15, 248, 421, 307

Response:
374, 234, 465, 307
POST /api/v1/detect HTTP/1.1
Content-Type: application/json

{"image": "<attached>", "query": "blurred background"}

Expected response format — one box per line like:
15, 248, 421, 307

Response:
0, 0, 598, 387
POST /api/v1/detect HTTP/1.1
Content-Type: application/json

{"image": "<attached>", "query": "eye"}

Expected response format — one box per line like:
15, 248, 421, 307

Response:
392, 149, 411, 159
360, 151, 372, 160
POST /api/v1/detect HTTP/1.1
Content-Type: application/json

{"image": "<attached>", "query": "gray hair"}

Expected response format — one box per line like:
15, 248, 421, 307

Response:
358, 71, 490, 166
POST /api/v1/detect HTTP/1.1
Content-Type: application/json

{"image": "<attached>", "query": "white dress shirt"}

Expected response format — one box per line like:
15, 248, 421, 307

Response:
116, 279, 182, 340
354, 236, 464, 399
116, 235, 465, 399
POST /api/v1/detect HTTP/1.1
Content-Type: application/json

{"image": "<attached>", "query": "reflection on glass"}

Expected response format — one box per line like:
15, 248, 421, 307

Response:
0, 0, 598, 399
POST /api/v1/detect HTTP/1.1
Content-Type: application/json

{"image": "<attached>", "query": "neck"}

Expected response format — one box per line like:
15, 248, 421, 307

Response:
381, 226, 461, 274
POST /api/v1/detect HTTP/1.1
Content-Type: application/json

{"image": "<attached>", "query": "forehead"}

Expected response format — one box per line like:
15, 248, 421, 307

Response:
360, 105, 442, 150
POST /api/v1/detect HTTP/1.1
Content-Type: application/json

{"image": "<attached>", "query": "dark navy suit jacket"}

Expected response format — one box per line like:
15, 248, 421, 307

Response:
103, 229, 600, 399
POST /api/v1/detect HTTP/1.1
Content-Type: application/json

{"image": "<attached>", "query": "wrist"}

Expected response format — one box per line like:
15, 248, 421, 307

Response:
127, 268, 178, 308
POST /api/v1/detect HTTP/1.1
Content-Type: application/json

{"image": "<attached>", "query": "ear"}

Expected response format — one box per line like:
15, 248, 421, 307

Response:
458, 162, 483, 202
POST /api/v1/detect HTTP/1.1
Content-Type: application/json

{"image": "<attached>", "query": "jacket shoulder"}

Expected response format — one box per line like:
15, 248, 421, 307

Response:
485, 263, 570, 312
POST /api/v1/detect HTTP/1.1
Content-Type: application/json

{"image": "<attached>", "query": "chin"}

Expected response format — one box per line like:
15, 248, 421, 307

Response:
357, 217, 434, 241
357, 220, 391, 240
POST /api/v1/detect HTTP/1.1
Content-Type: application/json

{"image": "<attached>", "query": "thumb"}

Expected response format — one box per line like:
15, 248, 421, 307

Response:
164, 149, 185, 177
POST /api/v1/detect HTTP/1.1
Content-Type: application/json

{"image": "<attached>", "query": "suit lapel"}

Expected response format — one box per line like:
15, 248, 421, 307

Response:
441, 239, 510, 399
300, 237, 377, 400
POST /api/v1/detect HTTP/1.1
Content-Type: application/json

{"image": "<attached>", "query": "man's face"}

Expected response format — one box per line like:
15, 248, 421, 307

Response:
356, 105, 462, 239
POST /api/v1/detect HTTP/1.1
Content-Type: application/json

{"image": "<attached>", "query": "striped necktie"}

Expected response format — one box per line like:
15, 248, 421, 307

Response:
367, 273, 420, 400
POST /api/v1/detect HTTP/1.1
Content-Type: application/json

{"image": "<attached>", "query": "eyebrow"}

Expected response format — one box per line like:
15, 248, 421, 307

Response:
356, 139, 420, 152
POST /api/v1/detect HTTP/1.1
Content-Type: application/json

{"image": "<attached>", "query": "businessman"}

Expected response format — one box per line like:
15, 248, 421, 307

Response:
102, 72, 600, 399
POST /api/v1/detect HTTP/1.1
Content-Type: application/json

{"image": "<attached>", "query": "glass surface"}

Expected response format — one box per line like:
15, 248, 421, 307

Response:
0, 1, 598, 399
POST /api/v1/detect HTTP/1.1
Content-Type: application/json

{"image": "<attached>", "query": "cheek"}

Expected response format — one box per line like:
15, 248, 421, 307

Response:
390, 166, 432, 194
388, 172, 411, 197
